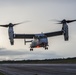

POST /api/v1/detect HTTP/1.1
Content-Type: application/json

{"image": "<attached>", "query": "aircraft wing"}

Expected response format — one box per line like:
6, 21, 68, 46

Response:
44, 30, 63, 37
14, 34, 35, 39
14, 30, 63, 39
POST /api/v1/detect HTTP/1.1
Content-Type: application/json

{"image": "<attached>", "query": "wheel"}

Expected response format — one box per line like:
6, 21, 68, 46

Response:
45, 47, 48, 50
30, 48, 33, 51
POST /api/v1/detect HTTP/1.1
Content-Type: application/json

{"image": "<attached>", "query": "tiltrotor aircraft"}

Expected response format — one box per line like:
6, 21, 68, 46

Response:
0, 19, 76, 51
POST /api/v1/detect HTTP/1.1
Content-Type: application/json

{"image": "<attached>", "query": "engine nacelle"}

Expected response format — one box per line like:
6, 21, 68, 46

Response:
62, 24, 69, 41
8, 27, 14, 45
9, 35, 14, 45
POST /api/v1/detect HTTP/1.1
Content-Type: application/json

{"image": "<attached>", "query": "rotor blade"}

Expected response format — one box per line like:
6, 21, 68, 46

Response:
13, 21, 30, 26
55, 19, 76, 24
0, 25, 9, 27
66, 20, 76, 23
49, 19, 61, 22
56, 23, 62, 24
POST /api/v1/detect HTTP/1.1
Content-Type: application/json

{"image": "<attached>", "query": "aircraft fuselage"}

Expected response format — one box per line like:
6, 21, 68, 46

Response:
30, 34, 48, 51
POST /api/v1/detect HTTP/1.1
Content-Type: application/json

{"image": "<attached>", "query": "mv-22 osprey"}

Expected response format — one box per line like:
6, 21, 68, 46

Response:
0, 19, 76, 51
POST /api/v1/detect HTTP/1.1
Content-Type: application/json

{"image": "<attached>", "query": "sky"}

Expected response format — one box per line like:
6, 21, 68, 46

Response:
0, 0, 76, 60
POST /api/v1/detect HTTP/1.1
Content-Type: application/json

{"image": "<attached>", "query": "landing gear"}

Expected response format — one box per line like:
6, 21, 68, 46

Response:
45, 47, 48, 50
30, 48, 33, 51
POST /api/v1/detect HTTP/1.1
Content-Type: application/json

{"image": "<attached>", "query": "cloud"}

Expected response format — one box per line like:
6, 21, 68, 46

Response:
0, 47, 6, 50
0, 49, 26, 56
0, 48, 62, 60
0, 0, 76, 60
